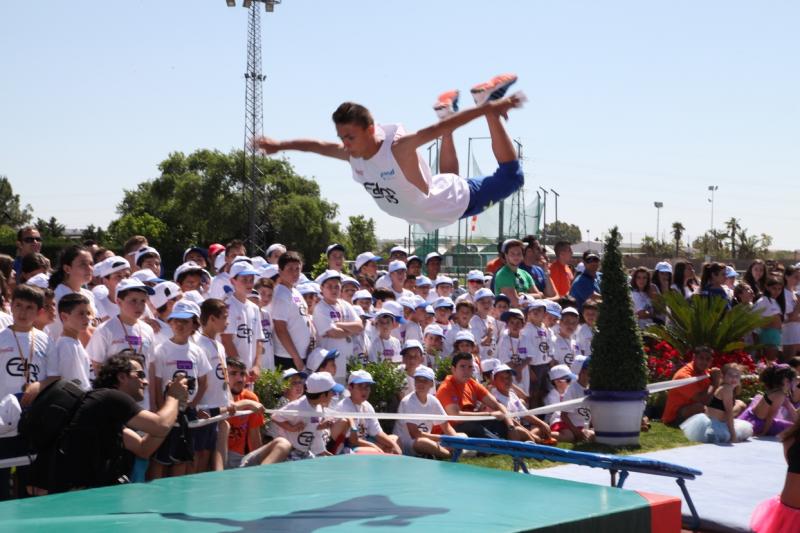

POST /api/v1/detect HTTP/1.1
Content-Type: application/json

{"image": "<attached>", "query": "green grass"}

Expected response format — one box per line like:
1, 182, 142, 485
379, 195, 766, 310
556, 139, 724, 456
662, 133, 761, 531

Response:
461, 422, 696, 472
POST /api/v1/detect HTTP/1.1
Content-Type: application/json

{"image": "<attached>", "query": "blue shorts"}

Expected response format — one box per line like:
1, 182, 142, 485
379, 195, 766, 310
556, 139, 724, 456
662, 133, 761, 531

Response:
462, 160, 524, 218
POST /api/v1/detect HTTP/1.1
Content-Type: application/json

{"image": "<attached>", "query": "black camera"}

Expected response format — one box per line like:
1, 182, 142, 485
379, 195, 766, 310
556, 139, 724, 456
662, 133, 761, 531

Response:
173, 371, 196, 394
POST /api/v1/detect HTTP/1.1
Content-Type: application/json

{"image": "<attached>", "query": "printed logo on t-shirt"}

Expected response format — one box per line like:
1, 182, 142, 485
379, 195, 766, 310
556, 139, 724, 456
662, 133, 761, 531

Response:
363, 182, 398, 204
297, 431, 314, 448
564, 352, 575, 365
329, 311, 341, 320
237, 324, 253, 344
538, 341, 550, 355
379, 169, 395, 179
176, 360, 193, 371
383, 349, 395, 360
417, 422, 430, 433
215, 363, 226, 381
126, 335, 142, 347
5, 358, 40, 382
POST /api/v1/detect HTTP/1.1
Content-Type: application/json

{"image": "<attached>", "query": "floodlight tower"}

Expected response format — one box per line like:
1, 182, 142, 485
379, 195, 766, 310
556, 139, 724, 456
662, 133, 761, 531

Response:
226, 0, 281, 254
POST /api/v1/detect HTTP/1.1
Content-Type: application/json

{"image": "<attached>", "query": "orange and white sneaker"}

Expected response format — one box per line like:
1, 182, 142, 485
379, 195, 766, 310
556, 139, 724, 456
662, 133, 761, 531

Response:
471, 73, 518, 106
433, 90, 460, 119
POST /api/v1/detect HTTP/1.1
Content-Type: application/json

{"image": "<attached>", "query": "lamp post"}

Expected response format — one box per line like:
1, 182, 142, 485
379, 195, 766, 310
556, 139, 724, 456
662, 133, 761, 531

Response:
550, 188, 560, 223
653, 202, 663, 242
539, 186, 548, 233
708, 185, 718, 232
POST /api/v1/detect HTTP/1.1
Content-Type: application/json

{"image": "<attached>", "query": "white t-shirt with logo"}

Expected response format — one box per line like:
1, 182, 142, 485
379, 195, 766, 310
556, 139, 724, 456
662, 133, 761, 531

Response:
0, 328, 49, 397
272, 396, 328, 456
195, 334, 231, 409
153, 339, 212, 405
259, 306, 275, 370
393, 391, 447, 448
209, 272, 232, 300
367, 334, 402, 363
545, 380, 590, 427
348, 124, 471, 232
470, 314, 498, 360
492, 388, 528, 417
46, 336, 93, 391
270, 284, 312, 362
313, 299, 359, 377
400, 321, 423, 345
496, 331, 532, 395
551, 333, 579, 367
522, 323, 554, 366
224, 295, 265, 370
576, 323, 594, 356
443, 322, 471, 357
336, 397, 381, 439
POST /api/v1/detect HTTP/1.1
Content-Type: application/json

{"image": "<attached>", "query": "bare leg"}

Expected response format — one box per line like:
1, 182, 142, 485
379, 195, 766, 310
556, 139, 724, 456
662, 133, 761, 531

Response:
485, 111, 517, 164
413, 437, 451, 459
439, 132, 459, 175
212, 421, 229, 471
259, 438, 292, 465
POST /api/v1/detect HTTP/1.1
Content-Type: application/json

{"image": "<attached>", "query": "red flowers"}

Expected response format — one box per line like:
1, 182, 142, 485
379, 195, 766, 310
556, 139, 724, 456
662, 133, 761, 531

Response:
644, 341, 756, 383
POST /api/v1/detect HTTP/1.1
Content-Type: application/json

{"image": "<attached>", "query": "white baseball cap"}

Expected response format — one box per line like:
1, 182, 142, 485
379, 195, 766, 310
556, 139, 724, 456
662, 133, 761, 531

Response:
500, 308, 525, 322
355, 252, 382, 272
480, 358, 501, 375
655, 261, 673, 273
454, 330, 476, 345
326, 243, 346, 256
545, 301, 563, 318
168, 299, 201, 320
297, 282, 321, 296
174, 261, 209, 283
390, 246, 408, 256
149, 281, 181, 308
250, 256, 268, 270
561, 306, 580, 317
341, 275, 360, 288
425, 252, 442, 264
130, 268, 164, 284
258, 264, 280, 279
94, 256, 130, 278
352, 289, 372, 301
396, 297, 417, 311
134, 246, 161, 266
378, 301, 406, 323
415, 275, 433, 288
466, 270, 485, 282
413, 366, 435, 381
116, 278, 155, 297
306, 348, 340, 372
434, 275, 454, 287
413, 295, 428, 309
348, 369, 375, 385
388, 260, 407, 273
425, 305, 435, 315
424, 324, 445, 337
0, 394, 22, 437
474, 288, 494, 301
266, 243, 286, 257
282, 368, 305, 380
549, 364, 576, 381
306, 372, 345, 394
315, 269, 342, 286
725, 265, 738, 279
25, 272, 50, 289
528, 299, 547, 310
214, 252, 226, 271
492, 363, 517, 377
433, 296, 455, 309
401, 339, 424, 354
230, 261, 259, 278
181, 290, 205, 306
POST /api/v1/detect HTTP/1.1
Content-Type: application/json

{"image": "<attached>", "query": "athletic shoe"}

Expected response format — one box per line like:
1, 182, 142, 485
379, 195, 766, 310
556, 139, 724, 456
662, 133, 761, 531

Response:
471, 73, 518, 106
433, 90, 459, 119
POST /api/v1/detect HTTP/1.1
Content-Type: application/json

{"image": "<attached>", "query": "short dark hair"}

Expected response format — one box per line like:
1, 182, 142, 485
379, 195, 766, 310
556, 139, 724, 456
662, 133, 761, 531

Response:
12, 284, 44, 309
451, 352, 474, 367
58, 293, 90, 316
278, 251, 302, 271
93, 353, 144, 389
226, 358, 247, 372
20, 252, 49, 276
554, 241, 572, 253
332, 102, 374, 129
226, 239, 246, 257
200, 298, 227, 326
455, 300, 475, 313
760, 365, 795, 390
372, 288, 395, 303
123, 236, 148, 257
255, 277, 275, 290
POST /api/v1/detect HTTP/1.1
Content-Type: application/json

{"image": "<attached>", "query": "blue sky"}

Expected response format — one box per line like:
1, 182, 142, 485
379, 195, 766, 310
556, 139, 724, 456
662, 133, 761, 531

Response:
1, 1, 798, 249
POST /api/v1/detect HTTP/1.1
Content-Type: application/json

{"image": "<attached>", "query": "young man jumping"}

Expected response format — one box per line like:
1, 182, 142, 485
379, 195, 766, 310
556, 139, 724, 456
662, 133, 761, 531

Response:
254, 74, 525, 231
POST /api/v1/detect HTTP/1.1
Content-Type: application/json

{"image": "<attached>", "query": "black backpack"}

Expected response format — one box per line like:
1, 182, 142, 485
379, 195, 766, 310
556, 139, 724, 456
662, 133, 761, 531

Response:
19, 379, 86, 453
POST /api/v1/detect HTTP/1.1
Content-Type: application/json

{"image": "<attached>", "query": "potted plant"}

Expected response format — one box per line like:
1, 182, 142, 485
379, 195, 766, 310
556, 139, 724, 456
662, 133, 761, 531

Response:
588, 227, 649, 445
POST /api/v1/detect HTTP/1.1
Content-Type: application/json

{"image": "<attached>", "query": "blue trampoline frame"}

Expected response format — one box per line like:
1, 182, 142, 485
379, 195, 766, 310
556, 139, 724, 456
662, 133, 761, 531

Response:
440, 436, 703, 530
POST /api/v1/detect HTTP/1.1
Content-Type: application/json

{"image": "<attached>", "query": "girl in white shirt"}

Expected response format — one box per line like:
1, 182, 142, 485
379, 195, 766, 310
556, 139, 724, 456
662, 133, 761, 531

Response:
47, 245, 97, 340
782, 266, 800, 359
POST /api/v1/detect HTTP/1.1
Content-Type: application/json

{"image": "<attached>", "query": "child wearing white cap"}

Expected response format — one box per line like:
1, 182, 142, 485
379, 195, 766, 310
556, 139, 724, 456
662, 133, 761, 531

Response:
394, 366, 464, 458
422, 324, 445, 367
576, 300, 598, 357
522, 301, 555, 407
313, 271, 363, 381
387, 260, 414, 300
413, 275, 434, 304
221, 262, 265, 378
272, 372, 347, 459
490, 364, 556, 445
87, 278, 156, 410
443, 300, 475, 356
336, 370, 401, 455
551, 307, 580, 368
92, 256, 131, 323
367, 307, 403, 363
254, 278, 276, 371
470, 288, 498, 361
496, 309, 533, 398
434, 276, 455, 299
398, 340, 425, 397
149, 281, 182, 347
544, 363, 594, 443
432, 297, 454, 335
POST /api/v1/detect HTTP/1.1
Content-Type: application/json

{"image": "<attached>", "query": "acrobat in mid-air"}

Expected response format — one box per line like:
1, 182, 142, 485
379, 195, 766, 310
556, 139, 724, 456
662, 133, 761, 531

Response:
254, 74, 526, 231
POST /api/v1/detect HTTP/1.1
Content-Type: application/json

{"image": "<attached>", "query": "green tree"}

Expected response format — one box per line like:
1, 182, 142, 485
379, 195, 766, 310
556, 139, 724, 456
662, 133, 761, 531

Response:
725, 217, 740, 258
640, 235, 672, 257
81, 224, 108, 244
692, 230, 726, 258
109, 149, 344, 268
737, 229, 774, 260
0, 176, 33, 228
345, 215, 377, 255
107, 213, 168, 245
589, 227, 648, 391
671, 221, 685, 257
542, 220, 581, 245
35, 216, 66, 240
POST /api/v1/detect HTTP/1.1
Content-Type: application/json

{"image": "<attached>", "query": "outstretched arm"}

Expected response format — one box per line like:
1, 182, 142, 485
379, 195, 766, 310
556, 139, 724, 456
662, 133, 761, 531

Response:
253, 136, 349, 161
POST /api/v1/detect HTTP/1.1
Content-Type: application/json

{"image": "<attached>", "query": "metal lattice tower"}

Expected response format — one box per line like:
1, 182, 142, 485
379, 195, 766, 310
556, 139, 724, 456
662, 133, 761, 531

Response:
507, 188, 527, 238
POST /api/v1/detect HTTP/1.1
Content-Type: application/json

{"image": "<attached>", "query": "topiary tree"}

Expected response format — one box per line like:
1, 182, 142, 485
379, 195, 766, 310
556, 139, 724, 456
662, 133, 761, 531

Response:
589, 226, 648, 391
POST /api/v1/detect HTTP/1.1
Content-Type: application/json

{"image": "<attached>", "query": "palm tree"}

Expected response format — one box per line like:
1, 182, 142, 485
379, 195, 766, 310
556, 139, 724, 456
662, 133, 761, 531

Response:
671, 221, 685, 257
725, 217, 741, 258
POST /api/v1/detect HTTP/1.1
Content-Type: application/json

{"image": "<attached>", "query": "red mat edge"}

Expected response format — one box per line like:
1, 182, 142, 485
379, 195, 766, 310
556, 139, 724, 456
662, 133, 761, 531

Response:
636, 490, 683, 533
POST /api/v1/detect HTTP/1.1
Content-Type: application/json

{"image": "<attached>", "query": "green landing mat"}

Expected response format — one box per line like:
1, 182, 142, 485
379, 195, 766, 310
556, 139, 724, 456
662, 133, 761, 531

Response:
0, 455, 651, 532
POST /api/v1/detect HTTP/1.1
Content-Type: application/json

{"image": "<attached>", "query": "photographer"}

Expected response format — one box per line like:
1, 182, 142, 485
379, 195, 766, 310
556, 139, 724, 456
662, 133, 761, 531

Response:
33, 353, 188, 493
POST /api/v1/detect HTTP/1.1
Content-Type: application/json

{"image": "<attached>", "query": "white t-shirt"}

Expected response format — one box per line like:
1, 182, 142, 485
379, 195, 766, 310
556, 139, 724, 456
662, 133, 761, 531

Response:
224, 295, 265, 370
492, 388, 528, 416
49, 284, 97, 340
470, 314, 498, 360
86, 317, 155, 410
443, 322, 471, 356
0, 328, 49, 397
153, 339, 212, 404
152, 318, 174, 348
208, 272, 232, 300
336, 397, 381, 438
496, 331, 532, 395
259, 307, 275, 370
46, 336, 93, 391
195, 334, 231, 409
367, 334, 402, 363
393, 391, 447, 447
348, 124, 471, 232
576, 323, 594, 356
631, 290, 654, 329
270, 284, 312, 361
400, 321, 423, 344
0, 312, 13, 332
94, 294, 119, 323
544, 381, 590, 427
754, 296, 782, 318
521, 323, 553, 366
313, 299, 360, 377
551, 333, 579, 367
272, 396, 328, 456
